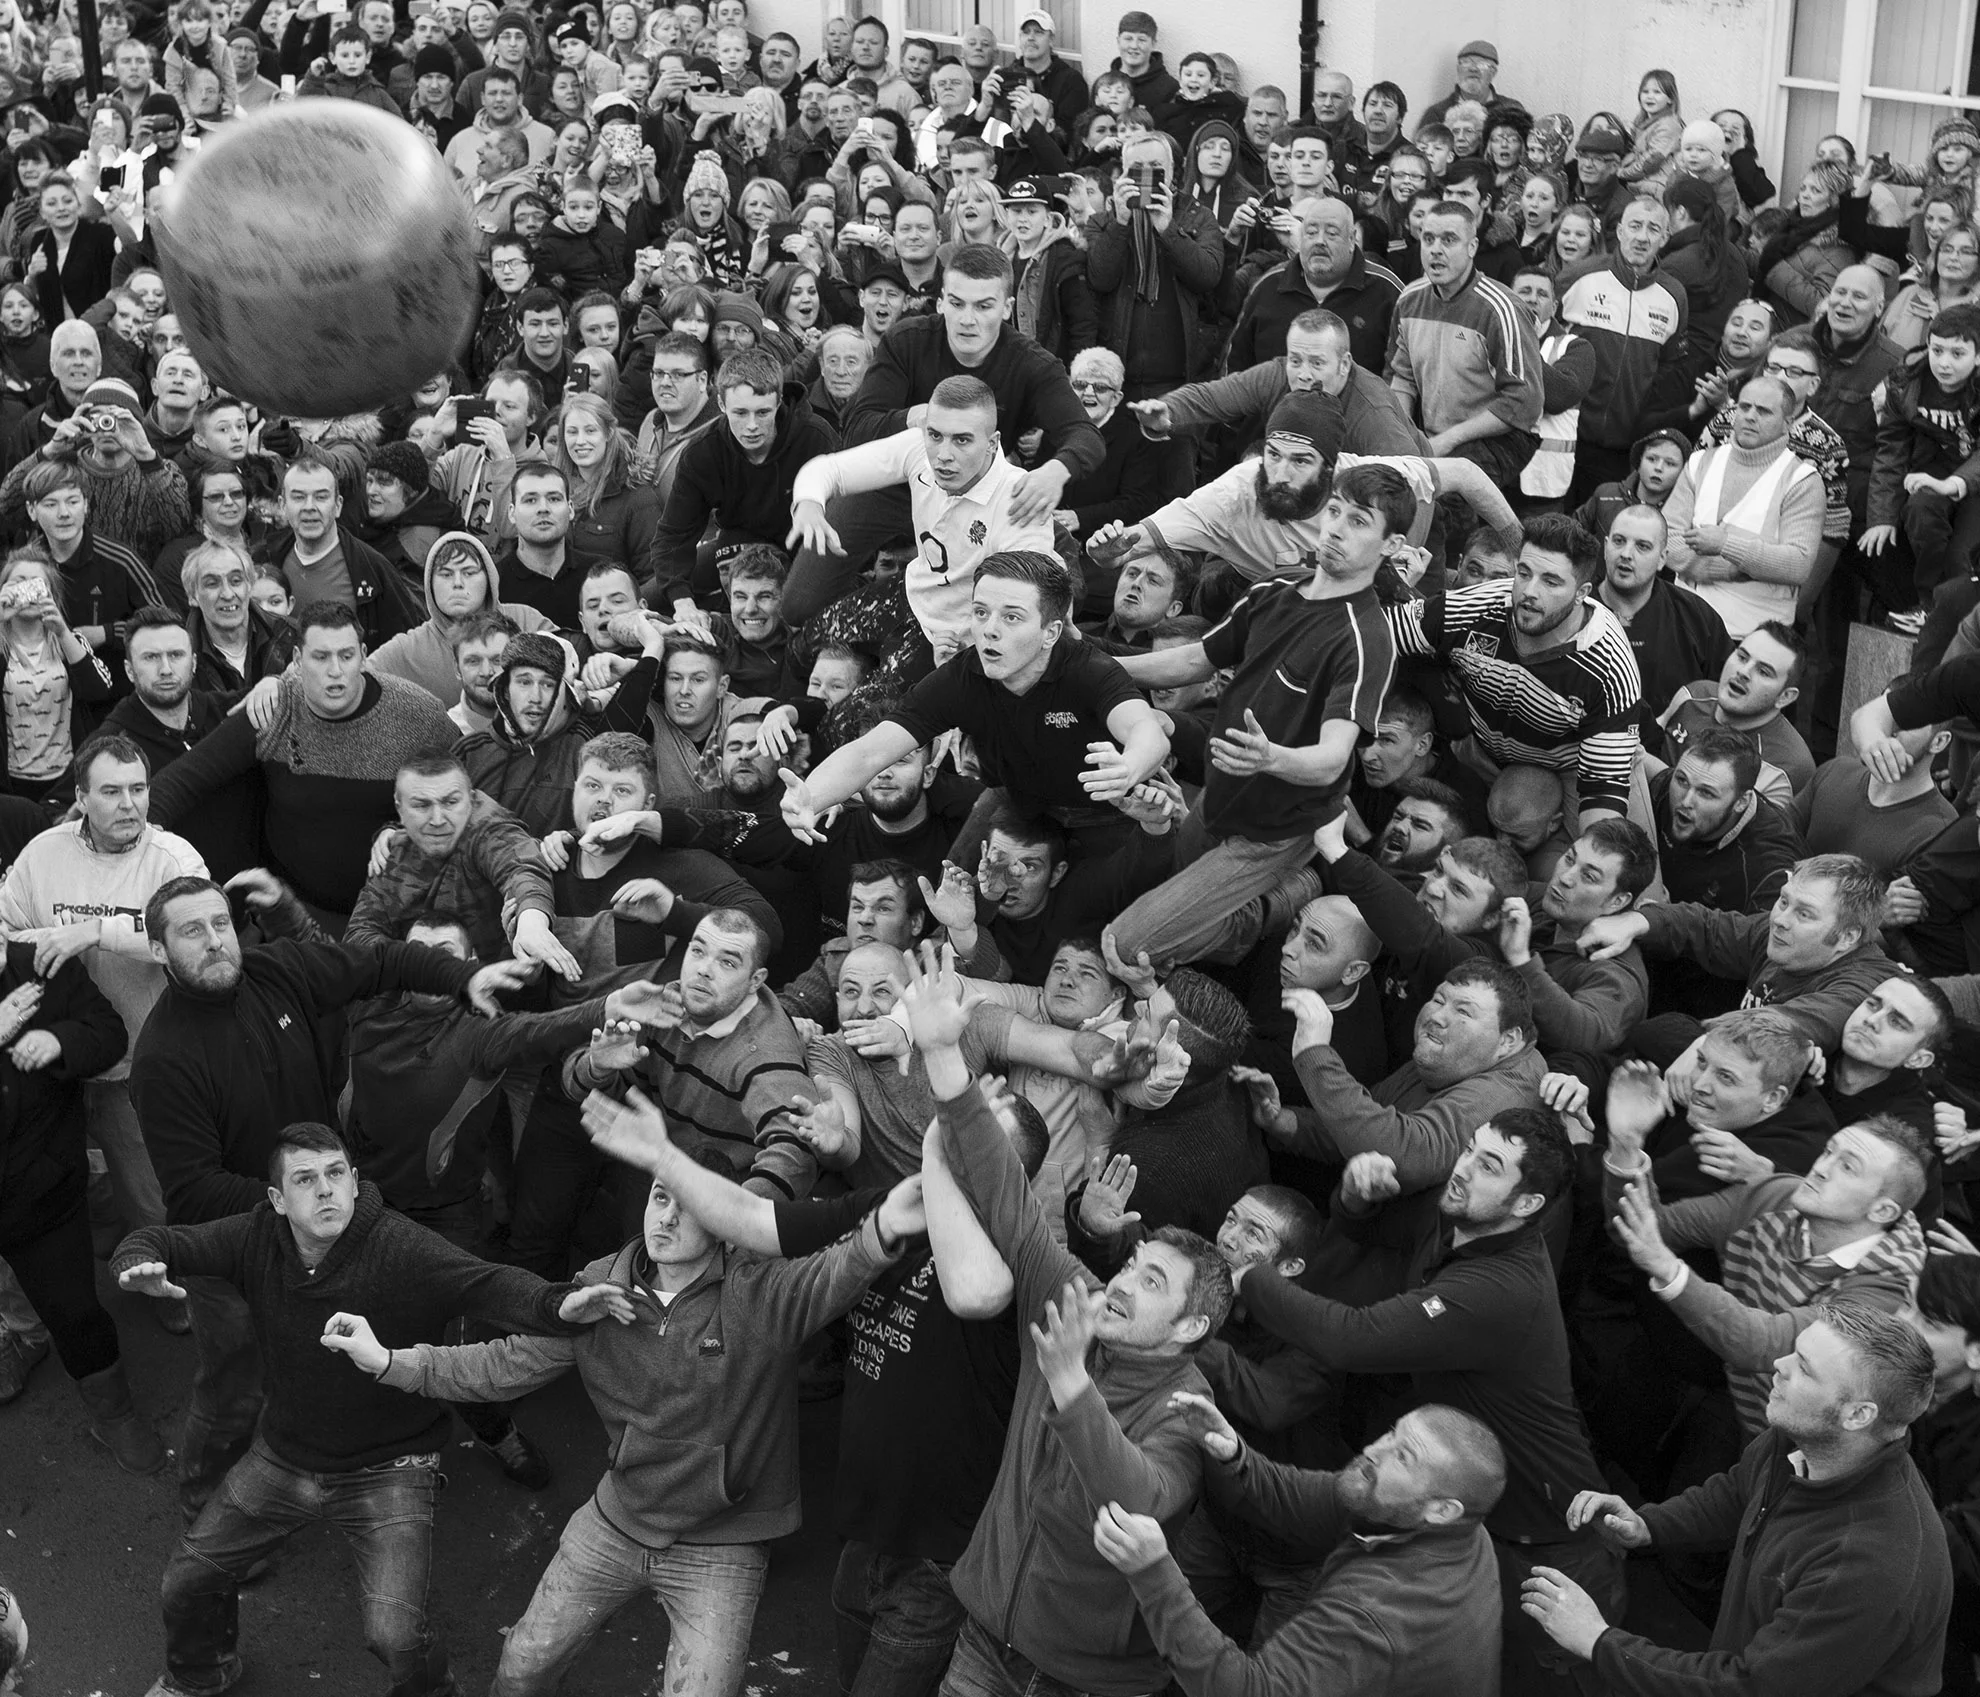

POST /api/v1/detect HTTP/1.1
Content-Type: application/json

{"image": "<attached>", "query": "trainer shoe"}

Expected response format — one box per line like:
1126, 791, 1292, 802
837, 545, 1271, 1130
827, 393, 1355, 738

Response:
478, 1424, 552, 1490
144, 1656, 243, 1697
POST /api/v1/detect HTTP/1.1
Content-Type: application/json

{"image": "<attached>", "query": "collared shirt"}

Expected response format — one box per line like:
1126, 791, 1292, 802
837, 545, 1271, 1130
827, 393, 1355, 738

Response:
791, 428, 1056, 646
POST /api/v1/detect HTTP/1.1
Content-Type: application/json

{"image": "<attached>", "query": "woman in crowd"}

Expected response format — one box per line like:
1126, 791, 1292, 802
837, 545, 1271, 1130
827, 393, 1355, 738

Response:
0, 551, 112, 807
1754, 160, 1856, 323
546, 390, 660, 576
1179, 119, 1253, 232
1880, 217, 1980, 356
1517, 170, 1567, 269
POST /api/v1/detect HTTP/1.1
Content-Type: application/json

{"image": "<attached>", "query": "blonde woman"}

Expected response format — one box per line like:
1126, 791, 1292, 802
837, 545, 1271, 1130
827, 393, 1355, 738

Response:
545, 391, 660, 575
942, 177, 1005, 250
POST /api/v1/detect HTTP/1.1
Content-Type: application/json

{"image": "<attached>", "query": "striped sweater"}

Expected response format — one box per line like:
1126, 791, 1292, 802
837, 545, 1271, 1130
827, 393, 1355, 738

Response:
1386, 582, 1643, 815
564, 984, 820, 1201
1603, 1162, 1925, 1436
1385, 266, 1544, 437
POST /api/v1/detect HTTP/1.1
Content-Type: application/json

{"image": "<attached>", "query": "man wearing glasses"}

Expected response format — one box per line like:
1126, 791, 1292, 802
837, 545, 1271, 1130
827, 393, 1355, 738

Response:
1227, 196, 1403, 378
634, 332, 720, 513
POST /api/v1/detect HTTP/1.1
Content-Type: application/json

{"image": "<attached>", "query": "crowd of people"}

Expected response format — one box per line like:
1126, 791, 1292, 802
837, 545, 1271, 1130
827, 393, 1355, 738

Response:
5, 2, 1980, 1696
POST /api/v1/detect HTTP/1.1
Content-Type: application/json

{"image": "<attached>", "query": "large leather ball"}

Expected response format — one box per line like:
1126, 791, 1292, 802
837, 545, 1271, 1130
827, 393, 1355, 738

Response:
155, 102, 479, 418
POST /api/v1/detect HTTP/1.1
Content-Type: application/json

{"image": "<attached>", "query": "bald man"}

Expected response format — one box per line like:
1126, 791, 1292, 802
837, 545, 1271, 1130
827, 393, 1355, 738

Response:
1227, 195, 1404, 375
7, 320, 101, 468
1810, 264, 1906, 520
1241, 890, 1389, 1092
1596, 502, 1734, 737
1487, 765, 1571, 882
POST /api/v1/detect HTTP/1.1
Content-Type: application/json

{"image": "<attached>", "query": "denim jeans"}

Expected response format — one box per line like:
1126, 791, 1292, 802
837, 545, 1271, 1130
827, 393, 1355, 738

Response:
831, 1540, 967, 1697
491, 1498, 767, 1697
162, 1435, 451, 1697
1107, 813, 1316, 969
87, 1077, 166, 1234
178, 1274, 264, 1524
937, 1617, 1154, 1697
0, 1203, 116, 1378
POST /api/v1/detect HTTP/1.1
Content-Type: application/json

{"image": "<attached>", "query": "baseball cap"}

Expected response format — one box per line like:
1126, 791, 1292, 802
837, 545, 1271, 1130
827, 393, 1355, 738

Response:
860, 261, 912, 292
1003, 175, 1065, 206
1457, 38, 1498, 63
1017, 7, 1056, 30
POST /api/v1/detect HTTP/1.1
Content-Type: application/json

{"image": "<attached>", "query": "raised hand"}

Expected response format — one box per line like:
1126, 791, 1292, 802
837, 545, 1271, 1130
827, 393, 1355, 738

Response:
466, 957, 538, 1015
1689, 1128, 1773, 1185
1565, 1490, 1653, 1549
877, 1172, 926, 1243
582, 810, 654, 853
1080, 740, 1141, 802
1029, 1280, 1103, 1402
587, 1016, 650, 1075
791, 1092, 854, 1160
1281, 987, 1334, 1051
1113, 769, 1183, 830
1101, 928, 1160, 1002
1078, 1152, 1143, 1239
755, 705, 801, 762
1340, 1151, 1401, 1209
780, 767, 830, 844
899, 940, 973, 1053
118, 1260, 187, 1301
610, 876, 678, 924
1604, 1060, 1670, 1162
559, 1282, 637, 1325
785, 500, 844, 556
1575, 913, 1648, 961
1611, 1179, 1681, 1283
1166, 1388, 1241, 1460
319, 1311, 389, 1376
606, 978, 686, 1031
1229, 1064, 1296, 1140
224, 867, 286, 909
918, 861, 978, 936
1208, 709, 1279, 778
581, 1085, 676, 1172
1496, 894, 1533, 966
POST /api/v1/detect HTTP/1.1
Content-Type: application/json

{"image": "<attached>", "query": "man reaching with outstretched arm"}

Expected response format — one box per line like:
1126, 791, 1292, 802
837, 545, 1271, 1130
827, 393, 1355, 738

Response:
897, 941, 1232, 1697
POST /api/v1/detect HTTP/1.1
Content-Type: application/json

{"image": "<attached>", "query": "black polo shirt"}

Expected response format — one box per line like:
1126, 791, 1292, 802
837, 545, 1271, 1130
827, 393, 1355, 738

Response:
889, 640, 1140, 814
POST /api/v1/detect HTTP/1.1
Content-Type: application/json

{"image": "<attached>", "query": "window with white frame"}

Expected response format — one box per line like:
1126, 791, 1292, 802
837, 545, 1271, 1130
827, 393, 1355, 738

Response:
1780, 0, 1980, 179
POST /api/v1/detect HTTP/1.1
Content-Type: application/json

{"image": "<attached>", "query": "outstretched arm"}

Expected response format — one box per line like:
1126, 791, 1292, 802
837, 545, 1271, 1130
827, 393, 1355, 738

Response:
580, 1085, 781, 1254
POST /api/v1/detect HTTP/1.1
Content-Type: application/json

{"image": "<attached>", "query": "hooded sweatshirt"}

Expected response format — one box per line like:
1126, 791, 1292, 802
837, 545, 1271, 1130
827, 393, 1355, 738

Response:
456, 631, 661, 836
364, 530, 551, 706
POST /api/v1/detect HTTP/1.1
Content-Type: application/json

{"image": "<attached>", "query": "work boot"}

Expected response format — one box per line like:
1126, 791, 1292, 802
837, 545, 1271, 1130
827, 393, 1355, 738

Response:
76, 1362, 168, 1475
477, 1422, 551, 1489
0, 1328, 49, 1404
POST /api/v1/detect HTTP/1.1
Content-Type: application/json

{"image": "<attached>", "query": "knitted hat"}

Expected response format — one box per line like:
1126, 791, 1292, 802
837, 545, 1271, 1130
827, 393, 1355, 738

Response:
140, 92, 182, 121
1932, 117, 1980, 157
1263, 390, 1344, 461
1630, 426, 1691, 467
550, 17, 588, 47
412, 44, 456, 78
226, 26, 258, 45
1457, 38, 1498, 63
590, 89, 637, 121
1575, 111, 1631, 156
1529, 112, 1575, 164
491, 8, 533, 37
709, 290, 764, 334
682, 150, 729, 202
367, 440, 431, 493
1680, 117, 1726, 157
83, 377, 143, 412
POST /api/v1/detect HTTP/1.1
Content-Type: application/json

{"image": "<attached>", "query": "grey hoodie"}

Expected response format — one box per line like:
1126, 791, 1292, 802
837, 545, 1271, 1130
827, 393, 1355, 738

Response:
364, 529, 549, 705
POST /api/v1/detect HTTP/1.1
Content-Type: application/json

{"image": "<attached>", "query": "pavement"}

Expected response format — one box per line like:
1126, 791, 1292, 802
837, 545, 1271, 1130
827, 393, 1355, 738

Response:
1, 1267, 1713, 1697
0, 1266, 843, 1697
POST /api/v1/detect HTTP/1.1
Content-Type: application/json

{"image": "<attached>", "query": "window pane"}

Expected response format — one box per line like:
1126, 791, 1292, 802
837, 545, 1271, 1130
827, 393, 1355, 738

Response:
1789, 0, 1846, 81
1782, 85, 1840, 178
1870, 0, 1975, 93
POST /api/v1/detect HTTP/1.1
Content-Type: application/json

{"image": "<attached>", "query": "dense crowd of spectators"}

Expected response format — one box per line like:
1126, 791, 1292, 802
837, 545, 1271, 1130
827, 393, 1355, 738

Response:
7, 5, 1980, 1697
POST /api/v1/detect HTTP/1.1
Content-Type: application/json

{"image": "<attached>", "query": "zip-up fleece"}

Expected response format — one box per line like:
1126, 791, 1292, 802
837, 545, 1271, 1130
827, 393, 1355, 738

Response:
1557, 255, 1690, 450
380, 1216, 898, 1546
939, 1081, 1209, 1697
